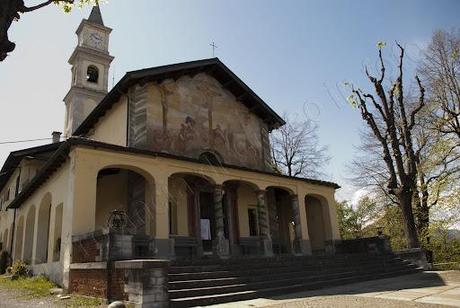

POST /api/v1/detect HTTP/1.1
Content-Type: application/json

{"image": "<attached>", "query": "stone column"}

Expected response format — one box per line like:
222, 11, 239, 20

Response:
213, 185, 229, 258
225, 185, 237, 256
266, 189, 279, 252
115, 259, 169, 308
194, 188, 203, 257
291, 194, 308, 255
256, 190, 273, 257
154, 175, 172, 258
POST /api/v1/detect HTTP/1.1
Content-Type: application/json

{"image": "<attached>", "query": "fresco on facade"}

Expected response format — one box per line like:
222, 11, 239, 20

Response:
129, 73, 268, 170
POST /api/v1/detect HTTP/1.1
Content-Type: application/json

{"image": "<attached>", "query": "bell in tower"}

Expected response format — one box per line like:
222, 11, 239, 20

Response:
63, 5, 114, 137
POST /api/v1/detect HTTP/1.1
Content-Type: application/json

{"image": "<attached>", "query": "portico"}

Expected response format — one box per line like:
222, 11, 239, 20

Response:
66, 140, 339, 263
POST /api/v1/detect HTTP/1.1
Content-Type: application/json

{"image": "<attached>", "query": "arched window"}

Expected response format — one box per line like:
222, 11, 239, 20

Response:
86, 65, 99, 83
199, 151, 223, 166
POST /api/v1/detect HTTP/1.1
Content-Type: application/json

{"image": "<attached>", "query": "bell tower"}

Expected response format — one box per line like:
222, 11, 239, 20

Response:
64, 5, 114, 137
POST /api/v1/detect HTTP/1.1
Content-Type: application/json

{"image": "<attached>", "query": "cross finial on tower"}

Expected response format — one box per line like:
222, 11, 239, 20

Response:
210, 41, 218, 57
88, 5, 104, 26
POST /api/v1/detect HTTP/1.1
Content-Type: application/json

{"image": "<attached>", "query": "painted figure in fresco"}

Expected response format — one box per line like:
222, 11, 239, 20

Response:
176, 116, 197, 153
213, 124, 227, 148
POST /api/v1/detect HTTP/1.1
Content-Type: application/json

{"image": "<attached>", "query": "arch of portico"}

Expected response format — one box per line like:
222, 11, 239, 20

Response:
68, 147, 337, 260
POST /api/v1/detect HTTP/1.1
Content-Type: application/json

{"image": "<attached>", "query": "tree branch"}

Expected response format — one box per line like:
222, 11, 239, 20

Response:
21, 0, 74, 13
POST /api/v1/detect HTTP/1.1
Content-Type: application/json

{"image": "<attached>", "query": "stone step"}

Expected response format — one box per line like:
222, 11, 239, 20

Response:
169, 257, 408, 280
169, 260, 410, 289
171, 253, 379, 266
169, 255, 400, 274
169, 263, 416, 299
169, 267, 421, 307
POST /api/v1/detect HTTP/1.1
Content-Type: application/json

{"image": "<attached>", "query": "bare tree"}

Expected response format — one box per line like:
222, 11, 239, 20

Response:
418, 29, 460, 140
349, 129, 399, 206
350, 109, 460, 248
414, 107, 460, 246
0, 0, 98, 61
347, 43, 425, 248
270, 113, 330, 179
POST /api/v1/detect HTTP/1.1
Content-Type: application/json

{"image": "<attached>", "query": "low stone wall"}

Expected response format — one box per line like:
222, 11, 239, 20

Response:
395, 248, 431, 270
69, 262, 127, 300
335, 236, 392, 255
31, 262, 63, 286
115, 259, 169, 308
72, 231, 156, 263
70, 231, 165, 303
72, 231, 108, 263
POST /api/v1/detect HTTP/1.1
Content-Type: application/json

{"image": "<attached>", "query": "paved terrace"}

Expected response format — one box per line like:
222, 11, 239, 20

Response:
210, 271, 460, 308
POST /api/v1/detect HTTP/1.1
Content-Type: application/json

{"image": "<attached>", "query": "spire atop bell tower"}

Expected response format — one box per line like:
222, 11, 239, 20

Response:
63, 4, 114, 137
88, 5, 104, 26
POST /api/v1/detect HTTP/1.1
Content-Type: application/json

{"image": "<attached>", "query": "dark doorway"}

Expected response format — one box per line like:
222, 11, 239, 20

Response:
200, 192, 215, 254
276, 200, 293, 254
267, 188, 293, 255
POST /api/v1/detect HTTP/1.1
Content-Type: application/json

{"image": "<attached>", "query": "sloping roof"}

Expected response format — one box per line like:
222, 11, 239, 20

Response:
73, 58, 286, 136
7, 138, 340, 209
0, 142, 63, 192
88, 5, 104, 26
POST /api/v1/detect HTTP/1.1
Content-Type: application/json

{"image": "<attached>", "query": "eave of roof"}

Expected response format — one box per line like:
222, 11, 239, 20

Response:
7, 138, 340, 209
73, 58, 286, 136
0, 142, 63, 192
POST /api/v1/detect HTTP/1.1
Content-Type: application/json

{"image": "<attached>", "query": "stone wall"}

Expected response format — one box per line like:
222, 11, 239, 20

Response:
72, 233, 107, 263
115, 259, 169, 308
69, 265, 126, 300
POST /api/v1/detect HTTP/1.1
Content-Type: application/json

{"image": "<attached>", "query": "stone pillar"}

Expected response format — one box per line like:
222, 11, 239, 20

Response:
266, 189, 279, 246
225, 185, 237, 256
154, 175, 172, 258
115, 259, 169, 308
194, 187, 203, 257
256, 190, 273, 257
213, 185, 229, 258
291, 194, 308, 255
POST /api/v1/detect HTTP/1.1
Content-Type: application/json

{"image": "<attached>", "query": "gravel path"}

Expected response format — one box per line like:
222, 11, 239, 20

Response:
212, 271, 460, 308
0, 287, 104, 307
2, 271, 460, 307
0, 287, 59, 307
264, 295, 447, 308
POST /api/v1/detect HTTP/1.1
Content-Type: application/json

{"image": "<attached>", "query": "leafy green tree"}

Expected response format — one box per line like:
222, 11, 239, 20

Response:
337, 197, 379, 240
363, 205, 407, 251
427, 228, 460, 264
336, 201, 359, 239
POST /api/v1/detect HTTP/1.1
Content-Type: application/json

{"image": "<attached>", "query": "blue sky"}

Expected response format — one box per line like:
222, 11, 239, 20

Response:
0, 0, 459, 201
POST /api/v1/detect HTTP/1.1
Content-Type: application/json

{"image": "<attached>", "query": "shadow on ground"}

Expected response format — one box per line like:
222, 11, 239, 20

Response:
267, 271, 450, 301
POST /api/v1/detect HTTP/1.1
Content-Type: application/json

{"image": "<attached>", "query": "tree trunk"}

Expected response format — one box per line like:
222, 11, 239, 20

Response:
0, 0, 20, 61
414, 171, 430, 244
399, 190, 421, 248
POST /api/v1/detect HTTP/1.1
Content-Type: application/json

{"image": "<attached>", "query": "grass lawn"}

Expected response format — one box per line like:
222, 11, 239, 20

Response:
0, 275, 103, 307
0, 275, 55, 298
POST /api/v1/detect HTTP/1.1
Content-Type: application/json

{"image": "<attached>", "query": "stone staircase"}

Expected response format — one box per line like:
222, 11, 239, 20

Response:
168, 253, 421, 307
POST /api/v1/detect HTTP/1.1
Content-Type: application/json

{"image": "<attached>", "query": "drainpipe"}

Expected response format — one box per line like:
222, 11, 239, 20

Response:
106, 231, 113, 303
9, 209, 16, 257
9, 167, 21, 258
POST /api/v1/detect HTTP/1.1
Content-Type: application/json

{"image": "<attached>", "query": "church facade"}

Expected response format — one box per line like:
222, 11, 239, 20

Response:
0, 6, 340, 290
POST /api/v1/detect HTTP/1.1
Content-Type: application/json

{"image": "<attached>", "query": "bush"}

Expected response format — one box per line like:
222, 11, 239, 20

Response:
7, 260, 31, 279
0, 250, 11, 274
